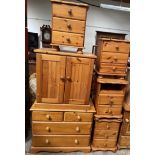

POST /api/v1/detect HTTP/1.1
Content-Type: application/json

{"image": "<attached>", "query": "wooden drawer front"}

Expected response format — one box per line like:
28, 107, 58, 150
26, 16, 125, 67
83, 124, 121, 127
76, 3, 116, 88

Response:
64, 112, 93, 122
102, 41, 130, 53
52, 31, 84, 47
94, 130, 118, 139
119, 135, 130, 147
98, 93, 124, 105
93, 139, 117, 148
32, 111, 63, 122
52, 17, 85, 34
97, 105, 122, 115
95, 122, 120, 131
100, 52, 128, 64
32, 122, 92, 135
32, 135, 90, 147
99, 64, 127, 75
52, 3, 87, 20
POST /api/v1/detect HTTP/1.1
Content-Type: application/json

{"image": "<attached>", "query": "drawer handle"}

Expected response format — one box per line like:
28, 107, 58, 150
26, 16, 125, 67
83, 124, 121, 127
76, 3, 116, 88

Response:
68, 9, 72, 15
67, 23, 72, 29
116, 46, 119, 50
45, 139, 49, 144
75, 126, 80, 132
77, 115, 81, 121
60, 76, 65, 81
106, 125, 110, 129
46, 126, 50, 132
113, 56, 117, 61
74, 139, 79, 144
46, 115, 51, 120
66, 38, 71, 43
125, 118, 129, 123
66, 76, 71, 81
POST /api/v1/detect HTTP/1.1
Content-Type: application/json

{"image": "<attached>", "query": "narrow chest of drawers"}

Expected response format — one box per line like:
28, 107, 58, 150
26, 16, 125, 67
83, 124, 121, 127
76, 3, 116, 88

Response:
51, 0, 88, 48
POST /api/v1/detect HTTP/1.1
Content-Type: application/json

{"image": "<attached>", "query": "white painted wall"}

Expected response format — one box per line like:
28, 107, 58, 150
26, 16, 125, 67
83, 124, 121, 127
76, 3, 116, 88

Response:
28, 0, 130, 53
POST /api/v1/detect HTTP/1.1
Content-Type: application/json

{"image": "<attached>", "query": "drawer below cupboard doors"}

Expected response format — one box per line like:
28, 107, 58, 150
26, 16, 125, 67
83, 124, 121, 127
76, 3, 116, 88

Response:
32, 122, 92, 135
94, 130, 118, 139
118, 135, 130, 147
64, 112, 93, 122
97, 93, 124, 105
52, 31, 84, 47
95, 121, 120, 131
52, 17, 85, 34
100, 52, 128, 64
97, 105, 122, 115
32, 135, 90, 147
92, 138, 117, 148
32, 111, 63, 122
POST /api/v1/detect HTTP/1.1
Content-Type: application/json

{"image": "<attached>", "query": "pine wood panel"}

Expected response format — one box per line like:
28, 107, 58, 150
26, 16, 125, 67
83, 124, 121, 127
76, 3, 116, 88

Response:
36, 54, 66, 104
32, 122, 92, 135
32, 135, 90, 147
100, 52, 128, 64
118, 136, 130, 147
94, 130, 118, 139
52, 31, 84, 47
97, 104, 122, 115
92, 138, 117, 148
64, 56, 94, 104
32, 111, 63, 122
64, 112, 93, 122
52, 17, 85, 34
52, 2, 87, 20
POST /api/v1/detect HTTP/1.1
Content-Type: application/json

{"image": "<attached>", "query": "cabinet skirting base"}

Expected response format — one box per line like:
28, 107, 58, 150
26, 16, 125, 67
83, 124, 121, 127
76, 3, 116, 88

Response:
31, 146, 91, 153
91, 145, 117, 152
117, 144, 130, 149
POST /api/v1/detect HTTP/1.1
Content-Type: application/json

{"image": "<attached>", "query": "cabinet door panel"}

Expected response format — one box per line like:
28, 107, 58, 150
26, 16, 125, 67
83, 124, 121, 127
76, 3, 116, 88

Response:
36, 54, 66, 103
64, 56, 94, 104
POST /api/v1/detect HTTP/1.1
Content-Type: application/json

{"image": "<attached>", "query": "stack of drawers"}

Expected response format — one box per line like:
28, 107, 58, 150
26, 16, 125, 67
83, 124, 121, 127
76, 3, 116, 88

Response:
92, 38, 130, 152
51, 0, 88, 53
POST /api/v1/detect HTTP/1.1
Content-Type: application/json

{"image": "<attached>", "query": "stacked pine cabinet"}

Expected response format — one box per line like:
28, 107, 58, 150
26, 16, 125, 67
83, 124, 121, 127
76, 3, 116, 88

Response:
30, 0, 97, 153
92, 38, 130, 151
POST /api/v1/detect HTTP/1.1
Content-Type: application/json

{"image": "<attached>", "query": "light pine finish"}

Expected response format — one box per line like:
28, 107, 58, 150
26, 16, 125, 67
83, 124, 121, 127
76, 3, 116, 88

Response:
32, 122, 92, 135
94, 130, 118, 139
64, 112, 93, 122
52, 17, 85, 34
32, 135, 90, 147
64, 56, 94, 104
52, 31, 84, 47
32, 111, 63, 121
118, 136, 130, 148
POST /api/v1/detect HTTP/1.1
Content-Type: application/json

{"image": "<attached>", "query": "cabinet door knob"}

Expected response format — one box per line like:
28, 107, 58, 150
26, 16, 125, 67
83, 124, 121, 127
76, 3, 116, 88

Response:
46, 126, 50, 132
67, 23, 71, 29
66, 76, 71, 81
116, 46, 119, 50
74, 139, 79, 144
45, 139, 49, 144
75, 126, 80, 132
46, 114, 50, 120
77, 115, 81, 121
66, 38, 71, 42
113, 56, 117, 61
60, 76, 65, 81
68, 9, 72, 15
106, 125, 110, 129
125, 118, 129, 123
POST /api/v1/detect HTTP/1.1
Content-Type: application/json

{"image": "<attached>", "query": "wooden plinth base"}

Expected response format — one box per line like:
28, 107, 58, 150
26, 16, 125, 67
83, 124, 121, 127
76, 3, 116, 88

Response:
117, 145, 130, 149
31, 146, 91, 153
91, 146, 117, 152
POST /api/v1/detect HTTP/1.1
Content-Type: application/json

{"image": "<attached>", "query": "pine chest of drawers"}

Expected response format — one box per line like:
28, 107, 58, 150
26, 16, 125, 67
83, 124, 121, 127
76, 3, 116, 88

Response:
92, 117, 122, 152
30, 101, 96, 153
95, 38, 130, 76
51, 0, 88, 48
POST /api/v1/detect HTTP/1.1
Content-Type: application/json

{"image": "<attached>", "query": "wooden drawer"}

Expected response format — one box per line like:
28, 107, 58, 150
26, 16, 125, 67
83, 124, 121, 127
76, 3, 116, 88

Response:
99, 63, 127, 75
93, 138, 117, 148
97, 104, 122, 115
95, 121, 120, 131
52, 31, 84, 47
32, 122, 92, 135
100, 52, 128, 64
32, 111, 63, 122
64, 112, 93, 122
97, 93, 124, 105
94, 130, 118, 139
102, 41, 130, 53
32, 135, 90, 147
52, 17, 85, 34
118, 135, 130, 147
52, 3, 87, 20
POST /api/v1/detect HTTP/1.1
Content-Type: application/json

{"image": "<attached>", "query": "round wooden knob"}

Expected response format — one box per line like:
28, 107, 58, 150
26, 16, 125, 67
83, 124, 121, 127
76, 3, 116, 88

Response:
125, 118, 129, 123
46, 126, 50, 132
46, 115, 50, 120
45, 139, 49, 144
60, 76, 65, 81
67, 23, 71, 29
77, 115, 81, 121
113, 56, 117, 61
105, 135, 109, 139
106, 125, 110, 129
116, 46, 119, 50
75, 126, 80, 132
68, 9, 72, 15
66, 38, 71, 42
66, 76, 71, 81
74, 139, 79, 144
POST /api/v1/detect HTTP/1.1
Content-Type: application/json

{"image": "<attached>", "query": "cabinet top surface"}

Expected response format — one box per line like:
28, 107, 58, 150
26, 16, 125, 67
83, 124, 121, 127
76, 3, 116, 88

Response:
51, 0, 89, 7
34, 48, 96, 59
99, 38, 130, 43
